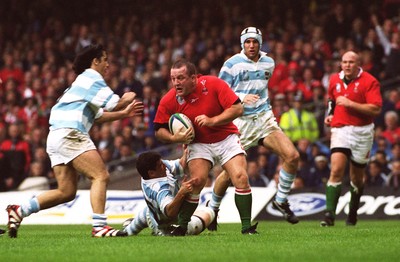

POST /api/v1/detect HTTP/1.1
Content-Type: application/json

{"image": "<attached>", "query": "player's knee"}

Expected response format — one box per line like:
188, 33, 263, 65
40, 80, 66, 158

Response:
59, 190, 77, 202
191, 176, 207, 190
232, 171, 250, 188
94, 172, 110, 184
286, 150, 300, 168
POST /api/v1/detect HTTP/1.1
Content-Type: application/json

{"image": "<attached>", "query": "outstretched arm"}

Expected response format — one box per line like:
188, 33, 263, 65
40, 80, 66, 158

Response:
95, 100, 143, 123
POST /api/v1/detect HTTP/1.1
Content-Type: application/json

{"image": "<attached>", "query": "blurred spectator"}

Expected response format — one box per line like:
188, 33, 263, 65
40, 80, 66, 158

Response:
115, 66, 143, 99
296, 152, 313, 187
32, 146, 53, 181
387, 89, 400, 111
306, 154, 331, 188
97, 123, 114, 151
371, 14, 400, 80
247, 160, 269, 187
365, 160, 389, 187
0, 150, 12, 191
371, 135, 393, 158
371, 150, 391, 175
279, 92, 319, 143
141, 85, 159, 135
387, 159, 400, 190
271, 93, 289, 124
380, 110, 400, 144
0, 122, 31, 189
299, 67, 317, 103
390, 142, 400, 161
324, 3, 352, 45
278, 61, 303, 99
0, 53, 24, 85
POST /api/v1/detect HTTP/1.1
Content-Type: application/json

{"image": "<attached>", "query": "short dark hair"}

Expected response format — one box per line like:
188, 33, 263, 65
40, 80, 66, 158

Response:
171, 59, 197, 76
136, 151, 162, 180
73, 44, 105, 75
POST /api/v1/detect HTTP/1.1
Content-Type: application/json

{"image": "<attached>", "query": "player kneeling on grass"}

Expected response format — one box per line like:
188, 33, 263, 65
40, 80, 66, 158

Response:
123, 150, 215, 236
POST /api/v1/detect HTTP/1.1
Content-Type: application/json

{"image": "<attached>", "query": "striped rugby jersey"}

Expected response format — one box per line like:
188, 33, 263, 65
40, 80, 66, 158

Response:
49, 68, 120, 134
219, 50, 275, 116
141, 159, 185, 225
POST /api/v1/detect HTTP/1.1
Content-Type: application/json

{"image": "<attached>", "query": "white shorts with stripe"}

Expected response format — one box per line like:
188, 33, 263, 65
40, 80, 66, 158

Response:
46, 128, 96, 167
233, 110, 281, 150
330, 123, 374, 164
187, 134, 246, 167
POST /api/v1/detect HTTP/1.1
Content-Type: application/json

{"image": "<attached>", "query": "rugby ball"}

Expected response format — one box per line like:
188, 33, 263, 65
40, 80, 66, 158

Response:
168, 113, 194, 136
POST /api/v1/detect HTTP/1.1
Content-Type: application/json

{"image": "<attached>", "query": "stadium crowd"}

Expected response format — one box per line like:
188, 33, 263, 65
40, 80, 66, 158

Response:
0, 0, 399, 192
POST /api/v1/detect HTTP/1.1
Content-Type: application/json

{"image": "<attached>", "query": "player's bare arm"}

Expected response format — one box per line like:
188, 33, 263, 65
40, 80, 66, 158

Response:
195, 102, 243, 127
165, 177, 194, 218
113, 92, 137, 111
95, 100, 144, 123
155, 126, 194, 144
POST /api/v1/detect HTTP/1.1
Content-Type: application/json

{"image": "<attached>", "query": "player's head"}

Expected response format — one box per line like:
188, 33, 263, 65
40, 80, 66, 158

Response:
341, 51, 360, 80
73, 44, 106, 75
136, 151, 164, 180
170, 59, 197, 97
240, 27, 262, 49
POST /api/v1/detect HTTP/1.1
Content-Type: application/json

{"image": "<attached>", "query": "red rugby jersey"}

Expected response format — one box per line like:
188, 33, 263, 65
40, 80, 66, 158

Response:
328, 69, 382, 127
154, 75, 240, 143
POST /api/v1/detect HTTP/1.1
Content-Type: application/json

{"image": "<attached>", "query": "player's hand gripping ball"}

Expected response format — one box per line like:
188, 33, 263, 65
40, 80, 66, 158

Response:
168, 113, 195, 144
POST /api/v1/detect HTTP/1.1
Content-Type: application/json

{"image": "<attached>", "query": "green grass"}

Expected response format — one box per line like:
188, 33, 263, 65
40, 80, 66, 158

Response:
1, 221, 399, 262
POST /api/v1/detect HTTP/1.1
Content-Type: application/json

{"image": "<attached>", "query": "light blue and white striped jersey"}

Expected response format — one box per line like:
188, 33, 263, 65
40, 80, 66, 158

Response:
49, 68, 120, 134
141, 159, 185, 226
219, 50, 275, 116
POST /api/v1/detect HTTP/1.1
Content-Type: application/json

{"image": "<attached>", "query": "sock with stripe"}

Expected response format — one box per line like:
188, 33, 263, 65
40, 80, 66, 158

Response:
325, 181, 342, 217
234, 187, 252, 231
177, 194, 199, 230
21, 197, 40, 217
275, 168, 296, 204
92, 213, 107, 229
208, 190, 223, 211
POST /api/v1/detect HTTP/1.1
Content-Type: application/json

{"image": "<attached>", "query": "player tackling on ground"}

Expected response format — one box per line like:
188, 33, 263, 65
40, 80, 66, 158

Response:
123, 150, 215, 236
321, 51, 382, 226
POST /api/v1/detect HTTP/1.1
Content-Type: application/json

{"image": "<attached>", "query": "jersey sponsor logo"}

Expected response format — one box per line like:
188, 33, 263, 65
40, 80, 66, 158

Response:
267, 193, 326, 217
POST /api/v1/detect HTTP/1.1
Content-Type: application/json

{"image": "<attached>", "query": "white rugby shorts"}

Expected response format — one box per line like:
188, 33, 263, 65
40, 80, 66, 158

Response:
330, 123, 374, 164
234, 111, 281, 150
187, 134, 246, 166
46, 128, 96, 167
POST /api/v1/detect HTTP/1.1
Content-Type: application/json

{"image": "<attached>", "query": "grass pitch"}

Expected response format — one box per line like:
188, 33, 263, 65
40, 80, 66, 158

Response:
1, 220, 399, 262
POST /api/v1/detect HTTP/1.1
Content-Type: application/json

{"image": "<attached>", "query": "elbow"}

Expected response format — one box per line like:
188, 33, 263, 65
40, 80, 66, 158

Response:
372, 107, 382, 117
237, 105, 244, 116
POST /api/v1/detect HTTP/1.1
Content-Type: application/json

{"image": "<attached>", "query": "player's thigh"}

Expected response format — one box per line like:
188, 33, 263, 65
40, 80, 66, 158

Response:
71, 149, 108, 180
188, 158, 212, 188
222, 154, 248, 187
263, 130, 298, 160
